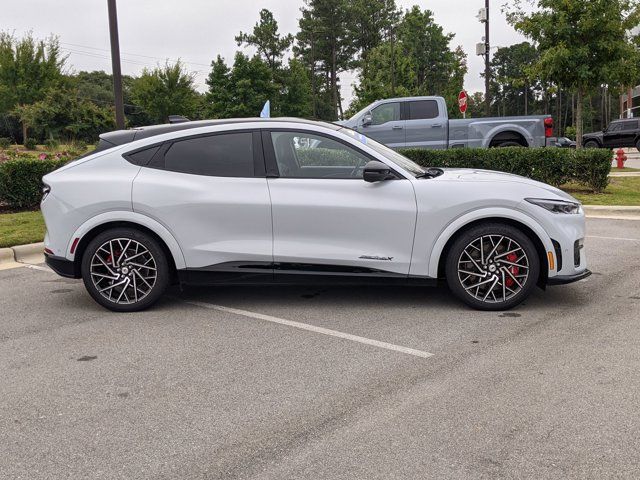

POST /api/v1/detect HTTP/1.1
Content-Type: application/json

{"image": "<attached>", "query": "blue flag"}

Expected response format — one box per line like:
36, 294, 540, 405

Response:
260, 100, 270, 118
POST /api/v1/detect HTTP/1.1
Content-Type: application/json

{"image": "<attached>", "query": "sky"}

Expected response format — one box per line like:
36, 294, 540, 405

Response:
5, 0, 528, 109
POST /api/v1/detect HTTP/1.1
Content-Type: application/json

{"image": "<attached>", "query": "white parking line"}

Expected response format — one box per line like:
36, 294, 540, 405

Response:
587, 235, 640, 242
183, 300, 434, 359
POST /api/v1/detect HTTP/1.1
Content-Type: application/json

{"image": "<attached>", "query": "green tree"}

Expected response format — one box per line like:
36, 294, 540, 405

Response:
14, 88, 114, 142
349, 7, 466, 115
235, 9, 293, 72
348, 0, 400, 64
0, 32, 66, 140
507, 0, 640, 147
490, 42, 540, 116
130, 61, 200, 123
279, 58, 313, 117
296, 0, 357, 119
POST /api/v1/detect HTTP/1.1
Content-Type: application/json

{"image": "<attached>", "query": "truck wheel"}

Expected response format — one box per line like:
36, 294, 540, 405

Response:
636, 140, 640, 153
445, 223, 540, 311
494, 141, 523, 148
584, 140, 599, 149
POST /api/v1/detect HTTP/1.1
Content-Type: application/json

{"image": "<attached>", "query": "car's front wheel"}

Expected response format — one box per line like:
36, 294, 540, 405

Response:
81, 228, 170, 312
584, 140, 600, 149
445, 223, 540, 311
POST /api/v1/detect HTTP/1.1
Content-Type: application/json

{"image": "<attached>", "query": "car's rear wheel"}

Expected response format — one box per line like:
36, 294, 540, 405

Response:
445, 223, 540, 311
584, 140, 600, 149
81, 228, 169, 312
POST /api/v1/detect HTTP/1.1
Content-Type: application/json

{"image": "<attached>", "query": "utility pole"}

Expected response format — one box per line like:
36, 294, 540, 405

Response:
107, 0, 125, 129
484, 0, 491, 116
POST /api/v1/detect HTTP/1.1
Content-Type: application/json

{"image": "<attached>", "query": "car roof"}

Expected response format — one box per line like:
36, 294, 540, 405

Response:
97, 118, 340, 150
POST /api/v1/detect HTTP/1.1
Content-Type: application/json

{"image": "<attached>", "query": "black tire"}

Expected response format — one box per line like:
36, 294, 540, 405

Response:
445, 223, 540, 311
584, 140, 600, 149
493, 141, 524, 148
81, 227, 170, 312
636, 140, 640, 153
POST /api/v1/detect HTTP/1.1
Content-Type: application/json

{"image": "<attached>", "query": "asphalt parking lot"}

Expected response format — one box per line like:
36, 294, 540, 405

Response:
1, 217, 639, 479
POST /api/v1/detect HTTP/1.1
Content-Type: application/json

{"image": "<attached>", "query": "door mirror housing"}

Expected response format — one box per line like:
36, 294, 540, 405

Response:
362, 112, 373, 127
363, 161, 394, 183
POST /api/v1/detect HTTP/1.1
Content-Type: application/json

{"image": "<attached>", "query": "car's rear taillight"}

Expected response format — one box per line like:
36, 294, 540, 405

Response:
544, 117, 554, 138
42, 184, 51, 202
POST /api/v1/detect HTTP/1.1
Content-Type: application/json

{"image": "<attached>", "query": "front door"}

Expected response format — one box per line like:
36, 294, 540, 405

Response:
264, 130, 417, 280
356, 102, 405, 149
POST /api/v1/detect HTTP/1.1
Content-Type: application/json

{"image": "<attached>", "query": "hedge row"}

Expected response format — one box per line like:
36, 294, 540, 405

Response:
0, 146, 614, 210
0, 158, 68, 209
399, 147, 612, 193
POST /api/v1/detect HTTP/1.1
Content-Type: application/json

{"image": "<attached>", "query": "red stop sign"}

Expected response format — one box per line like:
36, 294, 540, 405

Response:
458, 90, 468, 114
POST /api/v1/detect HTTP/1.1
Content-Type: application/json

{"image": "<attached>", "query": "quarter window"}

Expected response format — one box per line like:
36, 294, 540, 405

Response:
163, 132, 254, 177
371, 103, 400, 125
271, 131, 371, 179
407, 100, 439, 120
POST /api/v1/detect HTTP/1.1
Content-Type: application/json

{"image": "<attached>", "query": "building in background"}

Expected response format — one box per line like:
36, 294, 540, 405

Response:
620, 26, 640, 118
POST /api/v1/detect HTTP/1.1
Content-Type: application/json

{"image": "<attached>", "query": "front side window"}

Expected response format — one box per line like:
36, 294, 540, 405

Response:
271, 131, 371, 179
163, 132, 254, 177
371, 102, 400, 125
608, 122, 622, 133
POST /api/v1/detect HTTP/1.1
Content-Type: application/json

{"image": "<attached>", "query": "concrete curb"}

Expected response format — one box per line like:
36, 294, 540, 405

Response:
0, 242, 44, 270
584, 205, 640, 220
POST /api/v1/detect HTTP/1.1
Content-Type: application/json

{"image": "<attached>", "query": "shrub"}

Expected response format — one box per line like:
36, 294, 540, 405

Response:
399, 147, 612, 193
0, 158, 68, 209
23, 138, 37, 150
0, 137, 11, 149
44, 138, 60, 150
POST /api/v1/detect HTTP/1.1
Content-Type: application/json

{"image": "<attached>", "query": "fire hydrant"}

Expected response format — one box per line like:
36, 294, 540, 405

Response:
616, 149, 627, 169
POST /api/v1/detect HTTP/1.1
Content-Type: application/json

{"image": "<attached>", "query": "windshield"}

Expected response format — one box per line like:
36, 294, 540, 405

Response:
338, 128, 426, 177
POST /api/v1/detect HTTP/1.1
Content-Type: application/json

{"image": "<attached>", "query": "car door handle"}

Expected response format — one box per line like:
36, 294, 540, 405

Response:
431, 123, 443, 128
392, 125, 403, 130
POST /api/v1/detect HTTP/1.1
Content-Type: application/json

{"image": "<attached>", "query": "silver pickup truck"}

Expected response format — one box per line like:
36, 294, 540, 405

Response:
339, 96, 553, 149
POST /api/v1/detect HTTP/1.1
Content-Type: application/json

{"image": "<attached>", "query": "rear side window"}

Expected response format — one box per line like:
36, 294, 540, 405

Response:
164, 132, 254, 177
623, 120, 639, 131
407, 100, 439, 120
125, 145, 160, 166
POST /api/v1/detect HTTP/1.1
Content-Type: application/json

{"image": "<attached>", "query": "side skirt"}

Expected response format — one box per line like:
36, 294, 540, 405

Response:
177, 262, 438, 287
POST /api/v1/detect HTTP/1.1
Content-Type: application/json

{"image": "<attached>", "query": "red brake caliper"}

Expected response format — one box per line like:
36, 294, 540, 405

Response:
505, 253, 519, 288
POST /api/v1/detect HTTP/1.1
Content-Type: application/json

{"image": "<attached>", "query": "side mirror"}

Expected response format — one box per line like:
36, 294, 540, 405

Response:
363, 160, 394, 183
362, 112, 373, 127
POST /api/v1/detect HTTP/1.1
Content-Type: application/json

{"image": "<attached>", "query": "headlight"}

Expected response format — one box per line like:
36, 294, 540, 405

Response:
525, 198, 581, 214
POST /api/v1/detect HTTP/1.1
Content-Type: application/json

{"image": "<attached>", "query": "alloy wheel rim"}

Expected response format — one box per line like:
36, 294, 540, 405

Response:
90, 238, 157, 304
457, 234, 529, 303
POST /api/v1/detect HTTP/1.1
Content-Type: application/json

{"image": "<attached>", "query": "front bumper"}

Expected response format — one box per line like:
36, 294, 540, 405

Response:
547, 269, 592, 285
45, 253, 79, 279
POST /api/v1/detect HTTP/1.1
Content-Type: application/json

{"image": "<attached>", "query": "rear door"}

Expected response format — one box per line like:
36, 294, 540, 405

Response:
356, 102, 405, 149
621, 120, 639, 147
132, 131, 273, 280
403, 99, 448, 149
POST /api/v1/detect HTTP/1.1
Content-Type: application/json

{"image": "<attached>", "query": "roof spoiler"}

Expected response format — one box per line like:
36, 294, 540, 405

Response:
168, 115, 191, 124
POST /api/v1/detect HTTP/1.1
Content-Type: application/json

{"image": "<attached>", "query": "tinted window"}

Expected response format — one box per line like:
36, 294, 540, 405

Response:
623, 120, 638, 131
271, 131, 371, 179
608, 122, 622, 132
126, 145, 160, 166
371, 103, 400, 125
407, 100, 439, 120
164, 133, 253, 177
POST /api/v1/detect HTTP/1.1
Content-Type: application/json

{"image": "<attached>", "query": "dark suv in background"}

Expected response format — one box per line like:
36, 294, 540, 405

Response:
583, 118, 640, 150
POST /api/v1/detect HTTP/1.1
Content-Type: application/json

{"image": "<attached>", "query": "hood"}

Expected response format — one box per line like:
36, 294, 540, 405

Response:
435, 168, 577, 202
583, 131, 603, 140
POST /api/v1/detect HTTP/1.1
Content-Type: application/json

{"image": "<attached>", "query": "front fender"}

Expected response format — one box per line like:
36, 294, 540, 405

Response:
65, 211, 186, 270
425, 207, 554, 278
